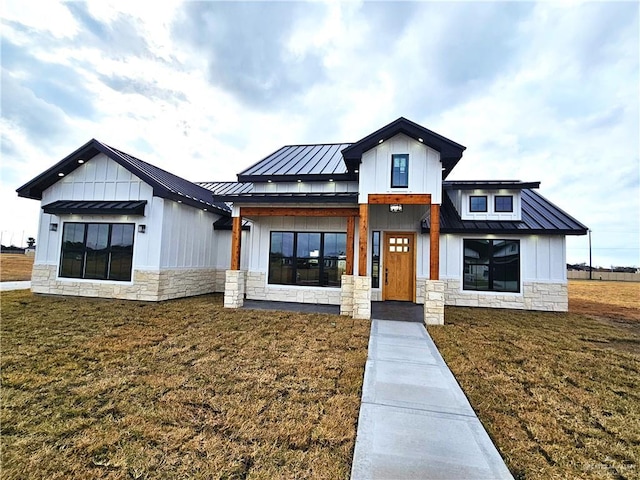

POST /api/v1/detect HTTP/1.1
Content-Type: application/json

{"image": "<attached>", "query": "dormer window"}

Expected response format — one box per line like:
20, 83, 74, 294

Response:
495, 195, 513, 212
469, 195, 487, 212
391, 154, 409, 188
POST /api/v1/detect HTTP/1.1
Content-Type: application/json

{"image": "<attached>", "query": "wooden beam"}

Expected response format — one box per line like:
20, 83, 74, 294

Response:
240, 207, 359, 217
346, 216, 355, 275
368, 193, 431, 205
231, 216, 242, 270
430, 203, 440, 280
358, 204, 368, 276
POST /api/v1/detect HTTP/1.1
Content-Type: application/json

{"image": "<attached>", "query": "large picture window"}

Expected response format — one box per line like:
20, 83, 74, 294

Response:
391, 154, 409, 188
60, 223, 135, 281
463, 239, 520, 293
268, 232, 346, 287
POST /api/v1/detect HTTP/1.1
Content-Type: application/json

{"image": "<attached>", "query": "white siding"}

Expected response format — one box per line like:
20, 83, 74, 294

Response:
358, 134, 442, 204
35, 154, 160, 269
440, 234, 567, 283
213, 230, 249, 270
159, 201, 224, 269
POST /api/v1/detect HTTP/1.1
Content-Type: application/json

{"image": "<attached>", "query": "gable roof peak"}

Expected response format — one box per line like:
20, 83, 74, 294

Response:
340, 117, 466, 179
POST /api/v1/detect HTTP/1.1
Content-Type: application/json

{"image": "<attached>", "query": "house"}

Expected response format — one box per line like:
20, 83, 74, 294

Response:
17, 117, 588, 323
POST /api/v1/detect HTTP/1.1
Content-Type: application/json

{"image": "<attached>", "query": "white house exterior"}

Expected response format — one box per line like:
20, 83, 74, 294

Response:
17, 118, 588, 324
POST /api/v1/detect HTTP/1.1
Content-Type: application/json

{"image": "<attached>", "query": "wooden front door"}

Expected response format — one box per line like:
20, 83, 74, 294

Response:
383, 232, 416, 301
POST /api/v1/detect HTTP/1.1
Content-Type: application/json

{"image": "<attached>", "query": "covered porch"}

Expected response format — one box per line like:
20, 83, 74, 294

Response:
223, 194, 445, 324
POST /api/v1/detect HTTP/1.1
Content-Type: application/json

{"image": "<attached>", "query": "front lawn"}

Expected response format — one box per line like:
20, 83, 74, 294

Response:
429, 281, 639, 480
1, 292, 370, 479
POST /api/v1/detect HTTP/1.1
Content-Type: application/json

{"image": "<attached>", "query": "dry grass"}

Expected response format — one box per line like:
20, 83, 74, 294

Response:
429, 281, 640, 480
569, 280, 640, 321
0, 254, 34, 282
1, 292, 370, 479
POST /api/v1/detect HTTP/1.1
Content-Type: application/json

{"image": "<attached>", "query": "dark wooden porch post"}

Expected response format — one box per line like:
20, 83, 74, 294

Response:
358, 204, 368, 276
429, 203, 440, 280
231, 216, 241, 270
346, 215, 355, 275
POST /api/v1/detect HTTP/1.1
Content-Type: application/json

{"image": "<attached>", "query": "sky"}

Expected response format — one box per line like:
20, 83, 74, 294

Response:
1, 0, 639, 268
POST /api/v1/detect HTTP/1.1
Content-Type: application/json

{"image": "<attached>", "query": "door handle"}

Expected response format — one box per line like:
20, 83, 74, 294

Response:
385, 268, 388, 285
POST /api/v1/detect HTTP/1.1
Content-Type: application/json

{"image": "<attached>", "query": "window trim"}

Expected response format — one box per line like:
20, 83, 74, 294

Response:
390, 153, 409, 188
469, 195, 488, 213
59, 222, 135, 282
268, 231, 347, 288
494, 195, 514, 213
462, 239, 520, 293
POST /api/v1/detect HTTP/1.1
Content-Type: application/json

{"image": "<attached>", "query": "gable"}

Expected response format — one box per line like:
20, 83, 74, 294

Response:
341, 117, 466, 179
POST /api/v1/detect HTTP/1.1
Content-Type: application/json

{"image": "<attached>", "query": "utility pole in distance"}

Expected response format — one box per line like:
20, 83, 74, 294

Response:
588, 229, 592, 280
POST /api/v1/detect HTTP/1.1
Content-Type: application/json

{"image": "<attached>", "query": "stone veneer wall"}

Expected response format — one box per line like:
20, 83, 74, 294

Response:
353, 276, 371, 320
244, 271, 342, 304
443, 279, 568, 312
223, 270, 246, 308
340, 275, 354, 316
31, 264, 223, 301
424, 280, 445, 325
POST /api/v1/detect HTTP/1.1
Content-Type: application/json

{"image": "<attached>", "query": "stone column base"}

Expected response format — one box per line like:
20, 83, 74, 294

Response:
224, 270, 246, 308
353, 276, 371, 320
424, 280, 445, 325
340, 275, 354, 316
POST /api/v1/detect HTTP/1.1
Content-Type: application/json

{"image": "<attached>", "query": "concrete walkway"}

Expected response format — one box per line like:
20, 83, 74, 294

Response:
0, 281, 31, 291
351, 319, 513, 480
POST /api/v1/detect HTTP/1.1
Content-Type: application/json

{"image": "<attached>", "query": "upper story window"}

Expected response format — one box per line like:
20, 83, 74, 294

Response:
494, 195, 513, 212
469, 195, 488, 212
391, 154, 409, 188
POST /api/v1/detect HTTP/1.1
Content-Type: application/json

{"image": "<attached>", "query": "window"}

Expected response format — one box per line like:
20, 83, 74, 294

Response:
268, 232, 346, 287
469, 195, 487, 212
463, 239, 520, 292
495, 195, 513, 212
391, 154, 409, 188
60, 223, 135, 281
371, 231, 380, 288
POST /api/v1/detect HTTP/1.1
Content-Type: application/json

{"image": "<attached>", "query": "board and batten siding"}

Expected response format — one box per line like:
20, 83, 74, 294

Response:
440, 234, 567, 283
358, 133, 442, 204
35, 153, 162, 270
159, 201, 224, 269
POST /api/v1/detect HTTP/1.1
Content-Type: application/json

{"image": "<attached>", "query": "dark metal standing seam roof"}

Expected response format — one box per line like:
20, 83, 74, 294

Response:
196, 181, 254, 195
422, 188, 588, 235
42, 200, 147, 216
16, 139, 230, 215
237, 143, 353, 182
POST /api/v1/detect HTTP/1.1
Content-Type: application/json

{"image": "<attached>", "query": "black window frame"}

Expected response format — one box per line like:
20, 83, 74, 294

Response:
463, 239, 520, 293
469, 195, 488, 213
390, 154, 409, 188
371, 231, 381, 288
59, 222, 135, 281
494, 195, 514, 213
268, 231, 347, 287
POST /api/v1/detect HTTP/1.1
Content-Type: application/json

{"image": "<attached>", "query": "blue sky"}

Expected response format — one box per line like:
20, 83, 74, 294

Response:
2, 1, 639, 267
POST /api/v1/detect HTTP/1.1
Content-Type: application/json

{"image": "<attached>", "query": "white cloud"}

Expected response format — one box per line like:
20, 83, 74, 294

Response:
2, 1, 638, 267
